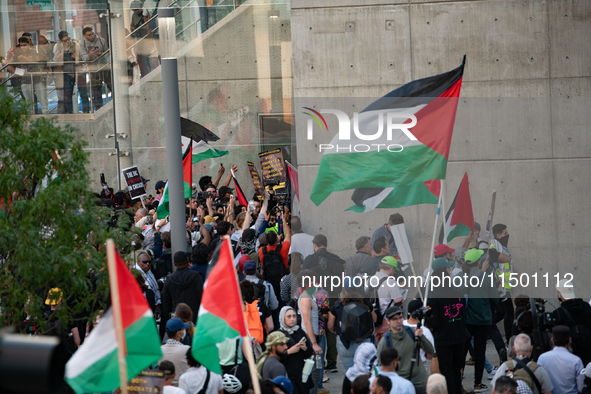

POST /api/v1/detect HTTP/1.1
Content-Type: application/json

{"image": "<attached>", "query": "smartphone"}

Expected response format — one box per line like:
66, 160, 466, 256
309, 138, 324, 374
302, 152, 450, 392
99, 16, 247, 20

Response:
299, 337, 306, 343
100, 173, 105, 184
192, 216, 199, 222
248, 200, 256, 212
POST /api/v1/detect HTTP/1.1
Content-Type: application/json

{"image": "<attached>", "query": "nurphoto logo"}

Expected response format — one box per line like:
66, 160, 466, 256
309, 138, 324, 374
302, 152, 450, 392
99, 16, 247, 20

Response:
303, 107, 418, 152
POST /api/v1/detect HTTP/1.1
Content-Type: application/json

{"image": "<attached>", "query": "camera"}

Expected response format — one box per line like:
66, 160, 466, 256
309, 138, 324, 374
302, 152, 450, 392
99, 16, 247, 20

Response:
410, 306, 433, 321
532, 298, 556, 330
197, 191, 213, 203
264, 180, 290, 212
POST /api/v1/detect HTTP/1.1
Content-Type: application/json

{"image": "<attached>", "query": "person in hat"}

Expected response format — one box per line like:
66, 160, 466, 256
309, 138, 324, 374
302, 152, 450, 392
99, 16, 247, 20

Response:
269, 376, 294, 394
158, 360, 185, 394
366, 255, 404, 345
160, 318, 191, 386
460, 249, 498, 393
550, 279, 591, 364
160, 252, 204, 340
243, 259, 279, 311
377, 305, 434, 394
256, 331, 290, 380
427, 257, 466, 394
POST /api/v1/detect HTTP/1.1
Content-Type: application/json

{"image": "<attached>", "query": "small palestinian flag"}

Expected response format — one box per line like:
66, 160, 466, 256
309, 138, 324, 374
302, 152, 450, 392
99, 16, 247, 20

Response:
444, 173, 474, 242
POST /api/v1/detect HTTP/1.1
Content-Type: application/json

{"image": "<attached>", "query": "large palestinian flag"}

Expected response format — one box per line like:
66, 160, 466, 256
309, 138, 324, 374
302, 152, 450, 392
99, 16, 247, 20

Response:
192, 238, 247, 374
444, 172, 474, 243
347, 180, 441, 212
65, 241, 162, 394
311, 57, 465, 207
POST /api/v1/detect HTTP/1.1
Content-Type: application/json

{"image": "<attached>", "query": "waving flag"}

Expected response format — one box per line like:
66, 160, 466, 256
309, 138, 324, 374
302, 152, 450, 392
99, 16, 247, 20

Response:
231, 169, 248, 206
311, 57, 465, 206
444, 173, 474, 243
347, 180, 440, 213
192, 239, 247, 374
65, 241, 162, 394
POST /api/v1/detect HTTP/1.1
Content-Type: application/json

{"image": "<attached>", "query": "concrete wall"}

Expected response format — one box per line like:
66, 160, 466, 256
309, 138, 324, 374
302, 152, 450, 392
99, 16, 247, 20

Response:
291, 0, 591, 298
66, 0, 292, 195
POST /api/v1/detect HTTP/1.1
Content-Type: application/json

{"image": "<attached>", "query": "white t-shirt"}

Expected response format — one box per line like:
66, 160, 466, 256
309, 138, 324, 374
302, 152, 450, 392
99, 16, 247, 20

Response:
179, 366, 223, 394
164, 386, 186, 394
366, 271, 403, 314
403, 320, 435, 363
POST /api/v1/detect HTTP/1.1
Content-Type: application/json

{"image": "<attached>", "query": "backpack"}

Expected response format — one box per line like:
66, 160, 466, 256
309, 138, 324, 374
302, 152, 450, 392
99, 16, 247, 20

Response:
505, 359, 542, 394
262, 245, 288, 298
367, 276, 394, 327
244, 300, 264, 344
340, 301, 374, 343
151, 252, 171, 280
383, 326, 416, 348
559, 307, 591, 365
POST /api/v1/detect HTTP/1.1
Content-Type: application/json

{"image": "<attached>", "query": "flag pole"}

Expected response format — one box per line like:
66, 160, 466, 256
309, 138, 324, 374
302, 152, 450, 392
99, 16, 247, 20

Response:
222, 235, 262, 394
423, 183, 444, 306
106, 239, 129, 394
441, 179, 448, 244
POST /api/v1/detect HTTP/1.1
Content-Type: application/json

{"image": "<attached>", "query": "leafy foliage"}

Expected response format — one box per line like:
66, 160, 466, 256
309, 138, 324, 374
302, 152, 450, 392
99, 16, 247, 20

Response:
0, 89, 129, 332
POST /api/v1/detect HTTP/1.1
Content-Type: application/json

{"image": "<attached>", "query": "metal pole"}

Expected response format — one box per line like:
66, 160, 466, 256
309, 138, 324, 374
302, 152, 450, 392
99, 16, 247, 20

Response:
159, 8, 185, 263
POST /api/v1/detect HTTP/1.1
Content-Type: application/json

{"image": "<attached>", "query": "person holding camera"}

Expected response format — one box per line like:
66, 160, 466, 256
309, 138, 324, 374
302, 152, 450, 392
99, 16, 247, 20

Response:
427, 257, 467, 394
377, 306, 434, 394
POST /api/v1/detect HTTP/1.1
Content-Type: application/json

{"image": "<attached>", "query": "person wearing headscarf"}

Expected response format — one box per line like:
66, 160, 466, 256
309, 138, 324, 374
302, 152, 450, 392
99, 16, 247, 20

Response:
343, 343, 378, 394
255, 331, 291, 380
427, 374, 448, 394
278, 306, 315, 394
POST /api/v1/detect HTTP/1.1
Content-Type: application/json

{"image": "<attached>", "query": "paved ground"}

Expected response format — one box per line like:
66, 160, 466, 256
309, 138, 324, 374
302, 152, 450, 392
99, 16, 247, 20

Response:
321, 337, 501, 394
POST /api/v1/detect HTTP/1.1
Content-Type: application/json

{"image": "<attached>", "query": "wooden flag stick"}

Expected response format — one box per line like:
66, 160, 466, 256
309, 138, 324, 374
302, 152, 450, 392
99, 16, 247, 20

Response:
423, 183, 444, 306
222, 235, 261, 394
106, 239, 129, 394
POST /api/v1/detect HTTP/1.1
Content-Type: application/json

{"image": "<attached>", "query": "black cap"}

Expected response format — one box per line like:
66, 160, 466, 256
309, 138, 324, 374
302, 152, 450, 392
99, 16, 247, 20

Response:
312, 234, 327, 247
174, 251, 188, 264
385, 306, 403, 319
199, 176, 212, 191
155, 180, 166, 191
407, 299, 423, 315
219, 186, 233, 196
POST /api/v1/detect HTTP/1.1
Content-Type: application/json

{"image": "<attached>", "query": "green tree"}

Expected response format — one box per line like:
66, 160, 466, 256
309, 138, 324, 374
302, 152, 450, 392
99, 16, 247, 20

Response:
0, 89, 128, 332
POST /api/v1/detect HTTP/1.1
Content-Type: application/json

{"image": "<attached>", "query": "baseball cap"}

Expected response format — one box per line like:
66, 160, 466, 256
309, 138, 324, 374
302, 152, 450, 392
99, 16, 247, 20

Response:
434, 244, 455, 257
312, 234, 327, 247
270, 377, 294, 394
432, 257, 454, 270
130, 1, 142, 9
385, 305, 403, 319
473, 222, 481, 232
141, 176, 150, 184
219, 186, 234, 196
381, 256, 400, 270
155, 180, 166, 191
464, 248, 485, 263
557, 279, 576, 300
243, 260, 256, 275
238, 255, 251, 272
166, 318, 190, 333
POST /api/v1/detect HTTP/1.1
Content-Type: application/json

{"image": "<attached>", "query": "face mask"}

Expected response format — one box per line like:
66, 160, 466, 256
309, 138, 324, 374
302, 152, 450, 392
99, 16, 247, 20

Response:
499, 234, 509, 247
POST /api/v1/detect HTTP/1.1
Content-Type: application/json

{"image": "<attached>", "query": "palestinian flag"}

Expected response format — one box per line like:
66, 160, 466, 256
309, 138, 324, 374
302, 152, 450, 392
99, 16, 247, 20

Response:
347, 180, 440, 213
156, 145, 193, 219
192, 238, 247, 374
183, 142, 193, 198
190, 140, 229, 164
310, 57, 465, 206
65, 241, 162, 394
444, 173, 474, 243
231, 169, 248, 206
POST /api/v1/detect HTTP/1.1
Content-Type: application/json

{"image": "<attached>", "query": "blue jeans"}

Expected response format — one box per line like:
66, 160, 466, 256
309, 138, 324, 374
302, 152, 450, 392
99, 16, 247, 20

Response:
337, 337, 370, 371
318, 334, 326, 389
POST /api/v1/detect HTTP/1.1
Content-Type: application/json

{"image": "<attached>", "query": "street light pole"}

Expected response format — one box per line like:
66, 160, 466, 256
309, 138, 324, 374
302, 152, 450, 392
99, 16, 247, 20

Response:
158, 8, 185, 265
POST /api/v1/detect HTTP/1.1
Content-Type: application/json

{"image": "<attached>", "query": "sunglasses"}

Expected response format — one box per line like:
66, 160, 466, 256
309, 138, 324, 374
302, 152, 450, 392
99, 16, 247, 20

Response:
139, 259, 151, 263
61, 38, 71, 42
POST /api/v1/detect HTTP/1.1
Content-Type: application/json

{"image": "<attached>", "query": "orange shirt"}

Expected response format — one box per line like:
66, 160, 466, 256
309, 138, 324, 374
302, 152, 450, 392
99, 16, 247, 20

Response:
259, 241, 290, 269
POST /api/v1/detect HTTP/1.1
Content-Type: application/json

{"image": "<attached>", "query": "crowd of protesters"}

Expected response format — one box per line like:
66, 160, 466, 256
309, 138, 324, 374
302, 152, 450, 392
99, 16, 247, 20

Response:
13, 161, 591, 394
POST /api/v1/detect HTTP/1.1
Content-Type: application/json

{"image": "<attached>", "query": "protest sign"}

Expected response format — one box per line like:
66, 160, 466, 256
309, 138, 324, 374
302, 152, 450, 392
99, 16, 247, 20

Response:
258, 149, 286, 190
126, 369, 165, 394
247, 161, 265, 199
122, 166, 147, 199
391, 223, 413, 266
